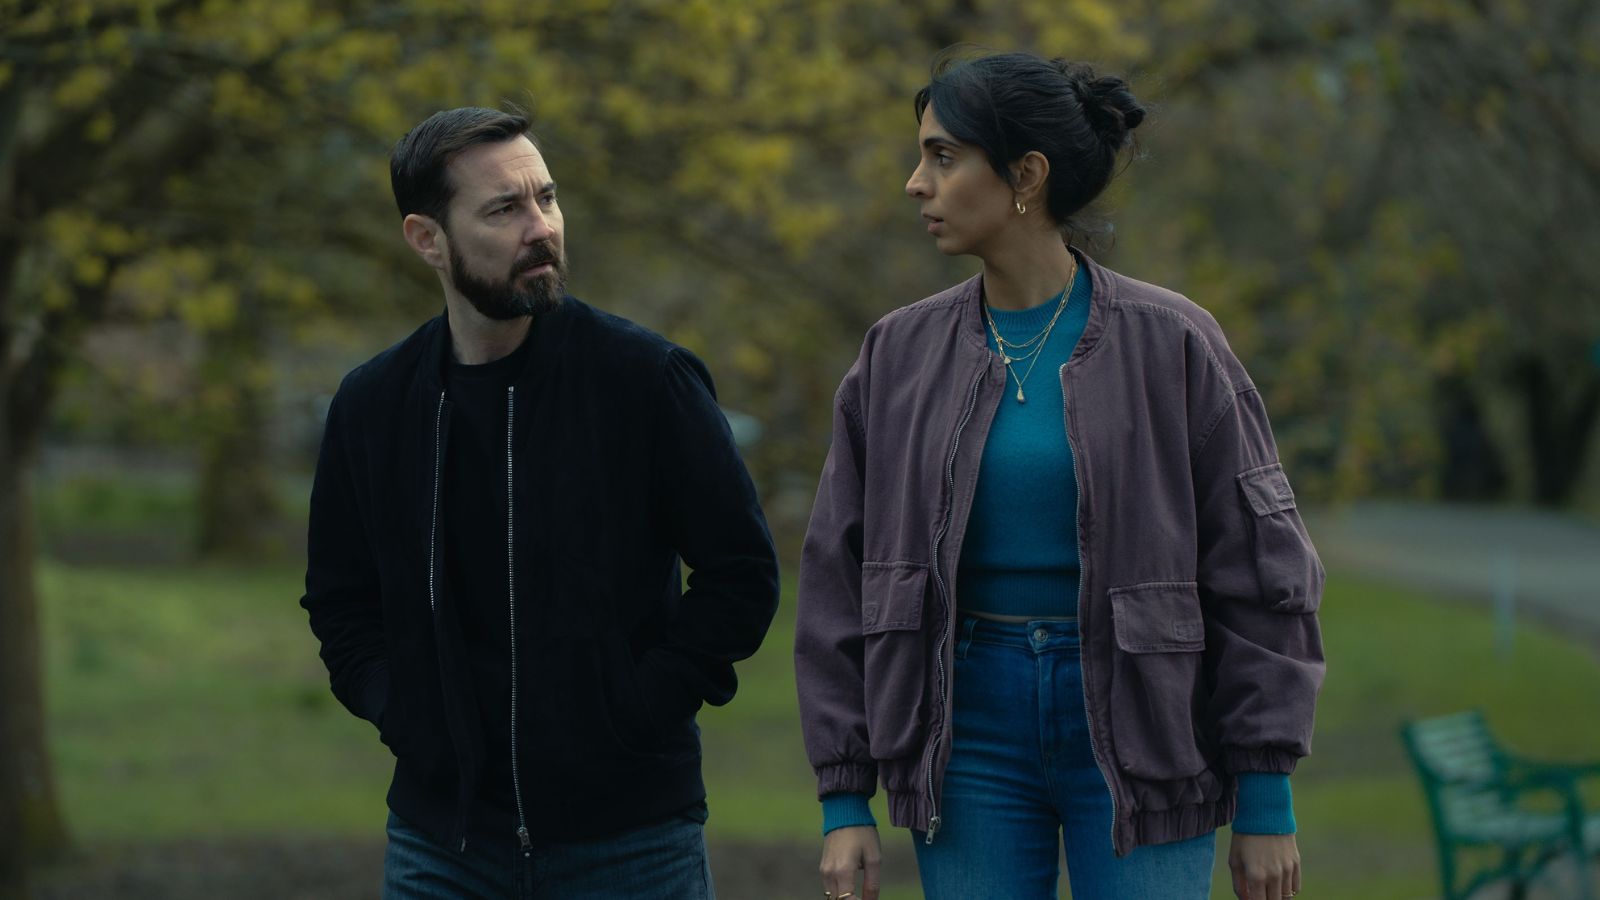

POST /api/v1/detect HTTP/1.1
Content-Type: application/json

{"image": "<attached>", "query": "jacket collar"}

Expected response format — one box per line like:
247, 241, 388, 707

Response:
417, 295, 581, 394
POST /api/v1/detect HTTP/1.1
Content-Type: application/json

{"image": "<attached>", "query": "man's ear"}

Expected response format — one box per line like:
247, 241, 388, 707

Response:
402, 213, 447, 270
1009, 150, 1051, 212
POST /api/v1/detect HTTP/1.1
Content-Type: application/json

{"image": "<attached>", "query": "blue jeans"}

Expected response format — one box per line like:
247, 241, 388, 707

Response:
383, 804, 715, 899
913, 616, 1215, 899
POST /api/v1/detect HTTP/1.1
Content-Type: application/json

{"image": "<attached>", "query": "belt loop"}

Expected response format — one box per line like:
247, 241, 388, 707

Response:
955, 615, 977, 659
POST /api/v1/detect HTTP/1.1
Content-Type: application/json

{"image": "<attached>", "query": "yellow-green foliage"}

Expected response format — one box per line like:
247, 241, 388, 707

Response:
5, 0, 1599, 505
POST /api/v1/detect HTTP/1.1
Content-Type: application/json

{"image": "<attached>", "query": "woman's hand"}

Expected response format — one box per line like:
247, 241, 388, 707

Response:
1229, 832, 1301, 899
819, 825, 881, 900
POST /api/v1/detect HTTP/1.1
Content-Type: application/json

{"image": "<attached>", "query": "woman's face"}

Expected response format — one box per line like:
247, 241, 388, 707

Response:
905, 106, 1016, 258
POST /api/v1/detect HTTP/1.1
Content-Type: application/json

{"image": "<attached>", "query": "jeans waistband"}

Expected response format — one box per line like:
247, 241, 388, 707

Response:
958, 614, 1080, 652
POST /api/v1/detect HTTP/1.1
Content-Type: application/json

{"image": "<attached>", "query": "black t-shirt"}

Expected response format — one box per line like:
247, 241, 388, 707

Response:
442, 334, 533, 835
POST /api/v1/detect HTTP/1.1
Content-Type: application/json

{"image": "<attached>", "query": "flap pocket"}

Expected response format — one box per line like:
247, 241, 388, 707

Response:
861, 562, 928, 634
1238, 463, 1296, 516
1109, 582, 1205, 653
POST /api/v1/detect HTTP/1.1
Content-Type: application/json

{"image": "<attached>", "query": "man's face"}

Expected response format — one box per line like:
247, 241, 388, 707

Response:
439, 136, 567, 320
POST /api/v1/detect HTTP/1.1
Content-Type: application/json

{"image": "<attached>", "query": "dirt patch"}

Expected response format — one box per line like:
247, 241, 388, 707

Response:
29, 836, 916, 900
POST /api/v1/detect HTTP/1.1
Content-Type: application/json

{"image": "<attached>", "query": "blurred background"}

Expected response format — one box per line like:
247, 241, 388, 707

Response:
2, 0, 1598, 898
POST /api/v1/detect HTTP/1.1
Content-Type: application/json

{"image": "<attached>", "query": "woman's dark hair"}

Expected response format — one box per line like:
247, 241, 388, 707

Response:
914, 49, 1145, 237
390, 106, 533, 226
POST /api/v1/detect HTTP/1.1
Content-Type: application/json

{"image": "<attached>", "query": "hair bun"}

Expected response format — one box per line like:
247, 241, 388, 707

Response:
1052, 59, 1145, 148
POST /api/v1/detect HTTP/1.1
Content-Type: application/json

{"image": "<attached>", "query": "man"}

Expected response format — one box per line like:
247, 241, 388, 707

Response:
300, 107, 779, 898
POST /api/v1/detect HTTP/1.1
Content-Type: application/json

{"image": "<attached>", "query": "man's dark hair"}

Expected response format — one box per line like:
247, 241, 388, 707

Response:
390, 107, 533, 226
914, 49, 1145, 238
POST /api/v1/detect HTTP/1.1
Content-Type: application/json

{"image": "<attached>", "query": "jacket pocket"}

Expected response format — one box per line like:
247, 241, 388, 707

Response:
1108, 581, 1210, 780
376, 688, 408, 758
860, 562, 932, 761
604, 644, 668, 757
380, 650, 452, 775
532, 636, 661, 762
1237, 463, 1323, 614
543, 549, 609, 637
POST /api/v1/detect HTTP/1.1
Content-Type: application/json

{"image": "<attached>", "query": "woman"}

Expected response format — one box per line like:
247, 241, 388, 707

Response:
795, 51, 1325, 900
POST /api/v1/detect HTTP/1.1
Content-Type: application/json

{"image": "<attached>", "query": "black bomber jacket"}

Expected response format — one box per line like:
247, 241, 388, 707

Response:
301, 296, 780, 851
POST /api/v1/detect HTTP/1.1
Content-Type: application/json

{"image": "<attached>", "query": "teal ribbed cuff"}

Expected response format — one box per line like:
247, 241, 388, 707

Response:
1232, 773, 1296, 834
821, 792, 877, 835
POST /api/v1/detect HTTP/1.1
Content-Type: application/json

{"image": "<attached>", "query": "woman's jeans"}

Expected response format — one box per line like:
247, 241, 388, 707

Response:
913, 616, 1215, 899
383, 803, 714, 899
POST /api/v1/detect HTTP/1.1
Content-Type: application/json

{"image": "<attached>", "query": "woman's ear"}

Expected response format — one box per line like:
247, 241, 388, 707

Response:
1010, 150, 1051, 211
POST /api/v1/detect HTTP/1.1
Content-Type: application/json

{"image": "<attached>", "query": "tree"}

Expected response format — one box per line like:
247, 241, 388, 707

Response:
11, 2, 1587, 893
1, 2, 1148, 889
1120, 0, 1600, 503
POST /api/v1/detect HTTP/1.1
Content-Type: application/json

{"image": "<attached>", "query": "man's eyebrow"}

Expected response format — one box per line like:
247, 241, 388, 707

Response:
478, 190, 523, 212
478, 182, 557, 212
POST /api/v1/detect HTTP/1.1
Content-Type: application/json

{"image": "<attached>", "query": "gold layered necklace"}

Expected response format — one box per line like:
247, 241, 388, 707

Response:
982, 261, 1079, 404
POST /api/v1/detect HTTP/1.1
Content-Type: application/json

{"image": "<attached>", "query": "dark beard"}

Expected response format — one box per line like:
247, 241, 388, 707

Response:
448, 241, 568, 321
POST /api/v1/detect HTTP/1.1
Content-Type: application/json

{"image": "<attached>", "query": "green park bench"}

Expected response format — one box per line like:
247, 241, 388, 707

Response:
1402, 710, 1600, 900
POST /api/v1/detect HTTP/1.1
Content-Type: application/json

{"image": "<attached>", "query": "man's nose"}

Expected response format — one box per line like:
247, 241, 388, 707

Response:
524, 209, 555, 244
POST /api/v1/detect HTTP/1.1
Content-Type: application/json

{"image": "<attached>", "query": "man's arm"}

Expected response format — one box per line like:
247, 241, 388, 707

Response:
637, 347, 780, 724
300, 387, 390, 732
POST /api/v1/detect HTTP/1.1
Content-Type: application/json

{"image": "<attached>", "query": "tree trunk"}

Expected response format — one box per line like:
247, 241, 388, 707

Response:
1514, 355, 1600, 506
1435, 375, 1508, 501
0, 259, 117, 892
0, 441, 67, 900
1, 147, 65, 893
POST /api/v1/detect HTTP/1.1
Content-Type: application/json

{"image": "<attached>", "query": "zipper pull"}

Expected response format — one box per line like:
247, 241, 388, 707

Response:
924, 816, 941, 844
517, 825, 532, 852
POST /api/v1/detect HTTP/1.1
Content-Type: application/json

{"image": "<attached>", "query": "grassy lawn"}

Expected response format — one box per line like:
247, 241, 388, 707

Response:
39, 559, 1600, 899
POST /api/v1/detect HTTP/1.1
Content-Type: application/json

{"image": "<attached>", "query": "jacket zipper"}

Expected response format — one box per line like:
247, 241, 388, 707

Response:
506, 385, 532, 853
430, 390, 471, 852
1061, 362, 1117, 849
429, 391, 445, 613
923, 364, 987, 844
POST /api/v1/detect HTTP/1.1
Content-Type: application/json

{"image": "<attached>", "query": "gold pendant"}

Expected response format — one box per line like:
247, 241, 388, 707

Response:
1016, 387, 1026, 403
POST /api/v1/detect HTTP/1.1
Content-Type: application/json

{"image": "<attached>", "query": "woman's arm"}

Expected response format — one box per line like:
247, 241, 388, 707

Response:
796, 365, 883, 899
1191, 372, 1323, 899
795, 370, 878, 798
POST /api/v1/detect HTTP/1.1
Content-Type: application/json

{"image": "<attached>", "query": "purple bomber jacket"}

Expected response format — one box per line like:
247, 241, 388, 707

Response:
794, 253, 1326, 856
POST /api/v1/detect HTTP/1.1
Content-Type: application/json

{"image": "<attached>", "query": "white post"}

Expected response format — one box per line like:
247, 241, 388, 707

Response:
1494, 550, 1516, 662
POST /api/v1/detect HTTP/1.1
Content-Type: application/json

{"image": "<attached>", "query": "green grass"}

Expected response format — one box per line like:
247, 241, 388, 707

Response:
36, 472, 195, 537
39, 562, 1600, 898
41, 563, 390, 837
34, 471, 313, 561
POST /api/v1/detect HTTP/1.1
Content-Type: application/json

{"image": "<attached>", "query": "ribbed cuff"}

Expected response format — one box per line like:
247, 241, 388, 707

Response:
1232, 773, 1296, 834
821, 792, 877, 835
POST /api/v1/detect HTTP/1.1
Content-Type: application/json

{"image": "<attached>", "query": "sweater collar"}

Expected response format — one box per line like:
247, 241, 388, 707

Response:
958, 246, 1115, 364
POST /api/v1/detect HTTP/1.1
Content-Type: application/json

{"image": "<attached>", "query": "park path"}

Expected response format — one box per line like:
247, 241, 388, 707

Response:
1305, 501, 1600, 648
1307, 502, 1600, 897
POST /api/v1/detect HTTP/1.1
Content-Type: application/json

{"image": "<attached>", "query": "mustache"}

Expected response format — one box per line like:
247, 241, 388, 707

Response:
515, 244, 561, 271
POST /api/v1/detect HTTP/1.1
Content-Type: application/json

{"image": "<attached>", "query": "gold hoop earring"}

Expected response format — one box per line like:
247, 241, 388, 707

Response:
1015, 200, 1027, 215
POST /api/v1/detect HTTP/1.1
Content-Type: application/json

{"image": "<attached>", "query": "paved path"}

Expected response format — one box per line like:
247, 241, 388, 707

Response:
1305, 501, 1600, 647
